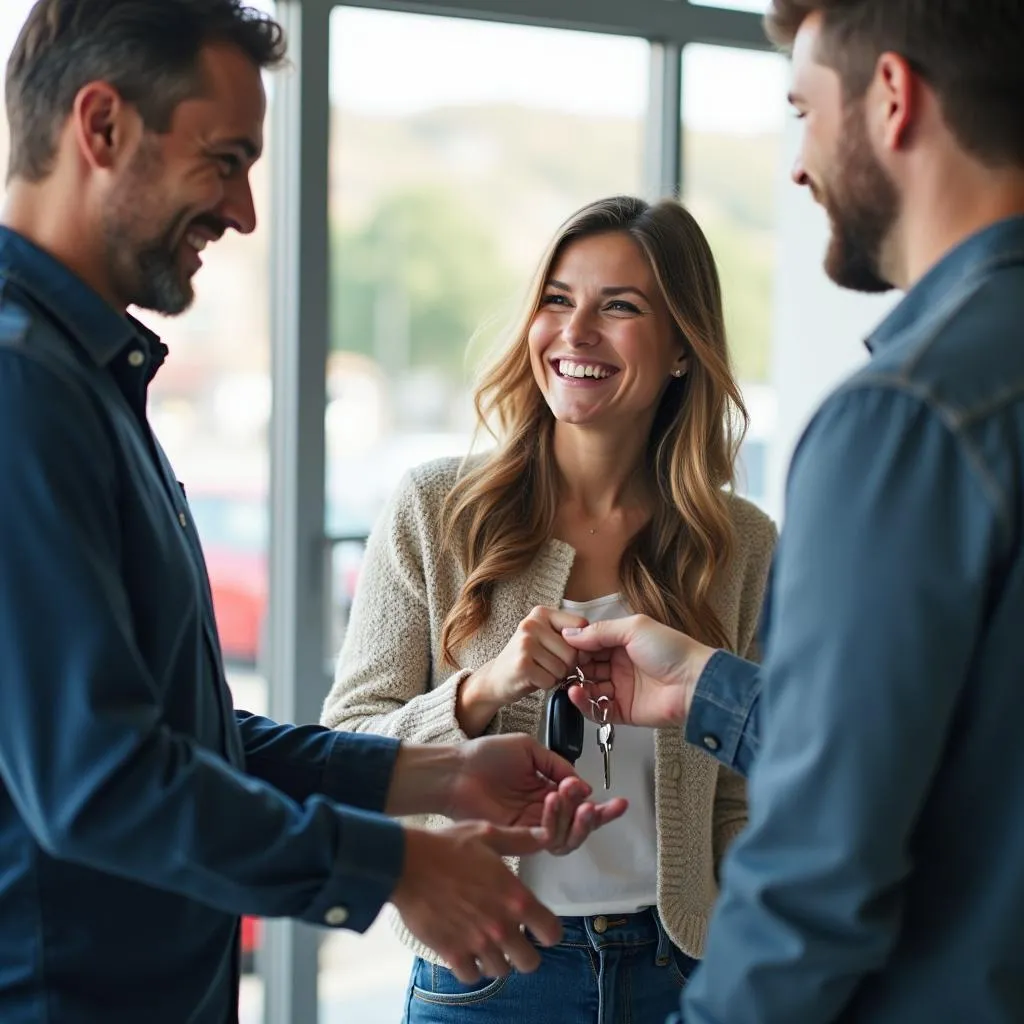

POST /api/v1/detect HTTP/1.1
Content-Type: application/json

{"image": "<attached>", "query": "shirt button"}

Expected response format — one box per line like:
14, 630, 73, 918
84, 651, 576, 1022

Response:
702, 735, 722, 753
127, 349, 145, 368
178, 512, 187, 528
324, 906, 349, 926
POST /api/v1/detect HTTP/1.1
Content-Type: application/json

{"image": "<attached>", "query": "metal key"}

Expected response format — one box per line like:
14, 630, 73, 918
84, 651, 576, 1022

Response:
593, 696, 614, 790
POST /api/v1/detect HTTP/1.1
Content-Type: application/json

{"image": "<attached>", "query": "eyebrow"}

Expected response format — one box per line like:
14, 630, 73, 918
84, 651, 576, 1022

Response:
547, 280, 652, 304
786, 91, 806, 106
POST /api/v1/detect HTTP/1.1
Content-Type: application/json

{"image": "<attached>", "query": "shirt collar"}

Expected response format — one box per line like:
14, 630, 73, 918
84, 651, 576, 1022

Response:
0, 226, 167, 375
866, 214, 1024, 354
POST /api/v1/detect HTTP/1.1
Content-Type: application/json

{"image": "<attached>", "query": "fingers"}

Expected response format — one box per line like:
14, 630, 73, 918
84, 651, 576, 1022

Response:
520, 607, 589, 680
501, 930, 543, 974
521, 734, 591, 786
478, 824, 552, 857
560, 616, 640, 653
551, 797, 629, 855
393, 827, 559, 986
543, 608, 591, 632
590, 797, 629, 829
517, 891, 562, 949
539, 781, 629, 855
448, 954, 483, 985
566, 679, 624, 724
475, 937, 514, 980
539, 778, 591, 849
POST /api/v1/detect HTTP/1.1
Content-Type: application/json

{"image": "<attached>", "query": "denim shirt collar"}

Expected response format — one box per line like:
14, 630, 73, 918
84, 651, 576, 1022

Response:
0, 226, 167, 377
867, 214, 1024, 355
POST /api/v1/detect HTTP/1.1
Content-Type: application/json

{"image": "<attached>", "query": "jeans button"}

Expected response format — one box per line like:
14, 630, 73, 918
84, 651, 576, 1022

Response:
592, 915, 608, 934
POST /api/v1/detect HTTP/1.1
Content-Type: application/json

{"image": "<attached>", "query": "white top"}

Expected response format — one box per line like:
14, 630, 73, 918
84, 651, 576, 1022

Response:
518, 593, 659, 916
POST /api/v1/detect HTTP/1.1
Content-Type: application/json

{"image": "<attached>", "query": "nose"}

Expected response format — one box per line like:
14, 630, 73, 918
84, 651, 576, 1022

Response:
563, 305, 599, 348
219, 174, 258, 236
791, 152, 810, 188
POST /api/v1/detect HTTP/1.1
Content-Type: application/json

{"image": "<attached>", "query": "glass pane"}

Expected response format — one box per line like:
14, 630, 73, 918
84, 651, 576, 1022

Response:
683, 42, 786, 510
324, 6, 647, 1017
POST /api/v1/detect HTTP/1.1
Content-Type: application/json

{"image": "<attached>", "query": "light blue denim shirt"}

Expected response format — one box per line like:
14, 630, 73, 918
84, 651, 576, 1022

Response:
675, 216, 1024, 1023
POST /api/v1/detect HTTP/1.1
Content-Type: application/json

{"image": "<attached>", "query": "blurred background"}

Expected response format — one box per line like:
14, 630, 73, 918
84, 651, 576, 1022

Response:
0, 1, 895, 1020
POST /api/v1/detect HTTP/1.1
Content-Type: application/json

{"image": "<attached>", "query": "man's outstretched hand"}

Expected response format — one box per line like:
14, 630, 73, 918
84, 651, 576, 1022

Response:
560, 614, 717, 728
392, 821, 560, 982
448, 734, 628, 855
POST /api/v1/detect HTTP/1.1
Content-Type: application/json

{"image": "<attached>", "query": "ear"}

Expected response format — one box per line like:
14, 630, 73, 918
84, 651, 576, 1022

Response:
70, 81, 140, 172
872, 52, 917, 152
670, 351, 689, 379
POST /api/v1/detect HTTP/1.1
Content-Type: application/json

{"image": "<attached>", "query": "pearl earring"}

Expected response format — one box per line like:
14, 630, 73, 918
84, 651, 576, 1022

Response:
671, 369, 684, 378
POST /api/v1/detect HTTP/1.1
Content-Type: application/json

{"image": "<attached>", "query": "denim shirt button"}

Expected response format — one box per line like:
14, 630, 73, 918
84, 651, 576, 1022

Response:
324, 906, 349, 926
702, 735, 721, 753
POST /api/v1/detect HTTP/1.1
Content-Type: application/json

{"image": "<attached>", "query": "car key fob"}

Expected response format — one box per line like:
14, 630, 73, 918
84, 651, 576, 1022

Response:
546, 684, 585, 765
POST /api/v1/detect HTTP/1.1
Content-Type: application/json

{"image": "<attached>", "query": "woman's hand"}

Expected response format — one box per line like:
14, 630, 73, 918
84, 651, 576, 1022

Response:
456, 606, 588, 736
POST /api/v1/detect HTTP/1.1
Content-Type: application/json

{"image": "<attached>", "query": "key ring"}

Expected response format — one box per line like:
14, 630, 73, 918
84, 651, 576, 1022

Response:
560, 667, 608, 723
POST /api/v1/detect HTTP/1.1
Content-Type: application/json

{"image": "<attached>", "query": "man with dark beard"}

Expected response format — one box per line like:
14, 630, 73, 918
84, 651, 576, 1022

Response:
0, 2, 627, 1021
558, 2, 1024, 1023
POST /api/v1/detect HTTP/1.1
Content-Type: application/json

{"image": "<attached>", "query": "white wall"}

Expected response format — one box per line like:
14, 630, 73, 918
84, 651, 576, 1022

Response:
766, 120, 898, 520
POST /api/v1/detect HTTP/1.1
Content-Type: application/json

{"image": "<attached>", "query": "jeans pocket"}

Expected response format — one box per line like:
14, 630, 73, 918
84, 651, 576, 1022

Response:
410, 957, 512, 1006
668, 949, 699, 987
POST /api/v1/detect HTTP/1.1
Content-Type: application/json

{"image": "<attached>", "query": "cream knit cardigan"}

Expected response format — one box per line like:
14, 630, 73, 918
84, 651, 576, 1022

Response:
321, 456, 776, 962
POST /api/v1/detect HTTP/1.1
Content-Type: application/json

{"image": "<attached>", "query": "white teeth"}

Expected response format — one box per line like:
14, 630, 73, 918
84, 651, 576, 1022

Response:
557, 359, 612, 380
185, 233, 209, 253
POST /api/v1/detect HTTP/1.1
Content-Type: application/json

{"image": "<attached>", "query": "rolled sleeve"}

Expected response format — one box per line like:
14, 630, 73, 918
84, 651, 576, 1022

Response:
685, 650, 761, 778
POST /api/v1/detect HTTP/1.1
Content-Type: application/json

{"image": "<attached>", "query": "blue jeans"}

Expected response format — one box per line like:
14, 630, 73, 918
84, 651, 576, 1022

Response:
403, 908, 697, 1024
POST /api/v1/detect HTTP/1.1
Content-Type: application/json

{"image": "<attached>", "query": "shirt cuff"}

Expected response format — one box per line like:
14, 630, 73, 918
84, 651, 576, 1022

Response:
301, 807, 405, 933
684, 649, 760, 776
320, 731, 401, 814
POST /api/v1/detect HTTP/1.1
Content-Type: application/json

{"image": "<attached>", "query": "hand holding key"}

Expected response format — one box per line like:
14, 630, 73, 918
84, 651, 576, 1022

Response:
457, 607, 590, 738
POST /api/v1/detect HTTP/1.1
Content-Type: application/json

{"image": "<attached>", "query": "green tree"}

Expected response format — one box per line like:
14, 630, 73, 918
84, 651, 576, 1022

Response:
331, 187, 514, 380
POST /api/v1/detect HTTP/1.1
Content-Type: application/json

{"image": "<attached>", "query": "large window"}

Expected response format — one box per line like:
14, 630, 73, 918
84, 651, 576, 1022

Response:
320, 8, 648, 1018
683, 42, 786, 509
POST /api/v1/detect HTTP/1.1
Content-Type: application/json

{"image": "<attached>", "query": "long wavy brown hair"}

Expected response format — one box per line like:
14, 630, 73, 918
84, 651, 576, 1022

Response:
440, 195, 747, 666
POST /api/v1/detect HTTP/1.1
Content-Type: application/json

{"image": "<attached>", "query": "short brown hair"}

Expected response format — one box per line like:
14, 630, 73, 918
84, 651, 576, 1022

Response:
765, 1, 1024, 166
5, 0, 287, 182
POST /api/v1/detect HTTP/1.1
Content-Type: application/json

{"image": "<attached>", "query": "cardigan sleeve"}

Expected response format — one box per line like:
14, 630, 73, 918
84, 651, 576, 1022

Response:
711, 508, 777, 869
321, 467, 503, 745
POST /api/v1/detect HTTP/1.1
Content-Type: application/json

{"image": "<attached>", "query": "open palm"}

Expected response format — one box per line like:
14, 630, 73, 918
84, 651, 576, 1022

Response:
447, 734, 628, 853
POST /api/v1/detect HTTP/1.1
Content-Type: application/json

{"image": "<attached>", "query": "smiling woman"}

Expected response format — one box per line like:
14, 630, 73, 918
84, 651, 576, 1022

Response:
322, 194, 778, 1024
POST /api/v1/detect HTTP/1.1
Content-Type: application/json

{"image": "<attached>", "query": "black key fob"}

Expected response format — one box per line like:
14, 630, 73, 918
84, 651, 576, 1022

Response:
546, 685, 585, 765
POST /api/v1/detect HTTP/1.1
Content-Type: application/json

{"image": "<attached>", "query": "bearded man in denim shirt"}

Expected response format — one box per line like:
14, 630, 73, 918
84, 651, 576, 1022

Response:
562, 1, 1024, 1022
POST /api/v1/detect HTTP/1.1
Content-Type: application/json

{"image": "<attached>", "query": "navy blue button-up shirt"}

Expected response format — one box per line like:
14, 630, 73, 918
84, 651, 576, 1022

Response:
0, 228, 405, 1023
674, 216, 1024, 1023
